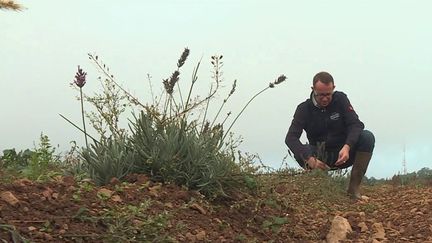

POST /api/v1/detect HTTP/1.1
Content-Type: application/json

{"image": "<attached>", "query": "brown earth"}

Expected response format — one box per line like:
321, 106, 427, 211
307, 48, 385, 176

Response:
1, 172, 432, 242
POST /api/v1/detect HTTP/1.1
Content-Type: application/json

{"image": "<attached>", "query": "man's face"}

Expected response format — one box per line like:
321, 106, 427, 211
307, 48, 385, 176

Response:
312, 80, 335, 107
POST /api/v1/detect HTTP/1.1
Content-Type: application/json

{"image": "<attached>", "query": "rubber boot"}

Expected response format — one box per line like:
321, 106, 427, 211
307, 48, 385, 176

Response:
347, 151, 372, 199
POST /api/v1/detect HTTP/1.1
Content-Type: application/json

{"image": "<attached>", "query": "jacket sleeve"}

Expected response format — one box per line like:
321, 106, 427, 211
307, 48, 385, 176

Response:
339, 93, 364, 148
285, 104, 312, 160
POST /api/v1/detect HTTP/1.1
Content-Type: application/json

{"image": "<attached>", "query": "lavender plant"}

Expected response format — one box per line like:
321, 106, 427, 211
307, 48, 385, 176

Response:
81, 135, 137, 185
71, 66, 89, 148
72, 49, 286, 198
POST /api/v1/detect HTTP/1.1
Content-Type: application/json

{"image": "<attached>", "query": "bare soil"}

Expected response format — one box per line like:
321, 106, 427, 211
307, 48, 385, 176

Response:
1, 172, 431, 242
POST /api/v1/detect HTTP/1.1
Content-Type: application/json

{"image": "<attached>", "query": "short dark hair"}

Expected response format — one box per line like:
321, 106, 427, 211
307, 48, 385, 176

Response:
313, 71, 334, 86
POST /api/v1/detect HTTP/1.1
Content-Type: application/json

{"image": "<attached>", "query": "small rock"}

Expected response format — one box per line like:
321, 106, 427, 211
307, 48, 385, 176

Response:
173, 190, 190, 201
190, 203, 207, 215
148, 184, 162, 197
185, 232, 195, 241
66, 186, 76, 192
109, 177, 120, 185
42, 188, 54, 199
28, 226, 37, 231
196, 230, 206, 241
42, 232, 53, 241
111, 195, 122, 202
52, 192, 59, 200
0, 191, 19, 206
164, 202, 174, 208
342, 211, 358, 218
218, 236, 227, 242
14, 178, 32, 186
326, 216, 352, 243
372, 222, 386, 240
97, 188, 113, 198
176, 233, 185, 241
214, 218, 222, 224
358, 222, 368, 232
62, 176, 75, 186
136, 174, 150, 185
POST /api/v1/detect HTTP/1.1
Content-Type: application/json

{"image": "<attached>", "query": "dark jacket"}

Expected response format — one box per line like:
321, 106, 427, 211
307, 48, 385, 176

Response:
285, 91, 364, 161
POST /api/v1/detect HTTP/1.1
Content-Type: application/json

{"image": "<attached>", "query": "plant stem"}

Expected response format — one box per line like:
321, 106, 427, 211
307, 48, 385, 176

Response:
222, 86, 270, 142
88, 53, 145, 108
146, 73, 155, 106
221, 112, 231, 127
210, 99, 226, 128
184, 60, 201, 112
80, 88, 89, 148
59, 114, 99, 144
200, 84, 214, 133
200, 56, 221, 132
176, 67, 184, 110
212, 78, 236, 128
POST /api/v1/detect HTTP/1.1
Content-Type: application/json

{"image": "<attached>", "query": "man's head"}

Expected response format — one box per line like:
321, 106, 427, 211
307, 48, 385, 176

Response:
311, 71, 335, 107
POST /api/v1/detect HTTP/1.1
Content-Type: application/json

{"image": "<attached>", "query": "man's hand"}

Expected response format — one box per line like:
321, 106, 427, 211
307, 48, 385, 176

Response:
335, 144, 350, 166
306, 157, 330, 170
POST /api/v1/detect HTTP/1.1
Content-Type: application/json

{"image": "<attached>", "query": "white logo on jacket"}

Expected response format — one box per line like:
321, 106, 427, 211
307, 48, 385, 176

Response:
330, 112, 340, 120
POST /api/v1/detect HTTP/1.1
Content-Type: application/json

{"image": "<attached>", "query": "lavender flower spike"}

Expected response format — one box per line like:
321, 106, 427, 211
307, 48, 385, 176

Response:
73, 65, 87, 88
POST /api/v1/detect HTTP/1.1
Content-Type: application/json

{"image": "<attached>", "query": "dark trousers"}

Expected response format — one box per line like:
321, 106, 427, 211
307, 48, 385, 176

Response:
294, 130, 375, 170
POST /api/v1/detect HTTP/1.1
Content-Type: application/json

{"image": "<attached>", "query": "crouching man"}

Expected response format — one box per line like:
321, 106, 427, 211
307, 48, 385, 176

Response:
285, 71, 375, 199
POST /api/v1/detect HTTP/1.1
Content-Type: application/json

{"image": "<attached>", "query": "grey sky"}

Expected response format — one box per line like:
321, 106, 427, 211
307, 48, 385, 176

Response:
1, 1, 431, 178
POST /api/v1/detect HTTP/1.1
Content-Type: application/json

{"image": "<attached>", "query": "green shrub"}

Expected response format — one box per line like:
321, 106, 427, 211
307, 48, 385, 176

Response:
1, 148, 34, 169
130, 111, 240, 197
0, 133, 62, 181
81, 135, 137, 185
24, 134, 62, 180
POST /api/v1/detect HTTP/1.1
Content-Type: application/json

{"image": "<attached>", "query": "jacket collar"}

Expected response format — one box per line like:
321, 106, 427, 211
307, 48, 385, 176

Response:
310, 91, 320, 108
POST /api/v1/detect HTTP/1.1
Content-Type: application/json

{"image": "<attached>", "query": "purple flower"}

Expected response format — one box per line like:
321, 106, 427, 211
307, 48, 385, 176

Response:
72, 65, 87, 88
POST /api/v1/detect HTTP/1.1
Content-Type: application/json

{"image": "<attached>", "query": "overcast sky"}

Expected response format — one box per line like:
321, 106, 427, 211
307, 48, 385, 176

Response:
1, 0, 431, 178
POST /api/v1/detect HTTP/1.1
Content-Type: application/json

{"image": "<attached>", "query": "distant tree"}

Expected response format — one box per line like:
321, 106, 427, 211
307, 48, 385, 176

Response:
417, 167, 432, 179
391, 174, 402, 185
0, 0, 24, 11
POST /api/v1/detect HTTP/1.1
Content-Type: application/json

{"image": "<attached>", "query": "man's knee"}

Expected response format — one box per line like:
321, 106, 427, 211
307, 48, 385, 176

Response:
357, 130, 375, 153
